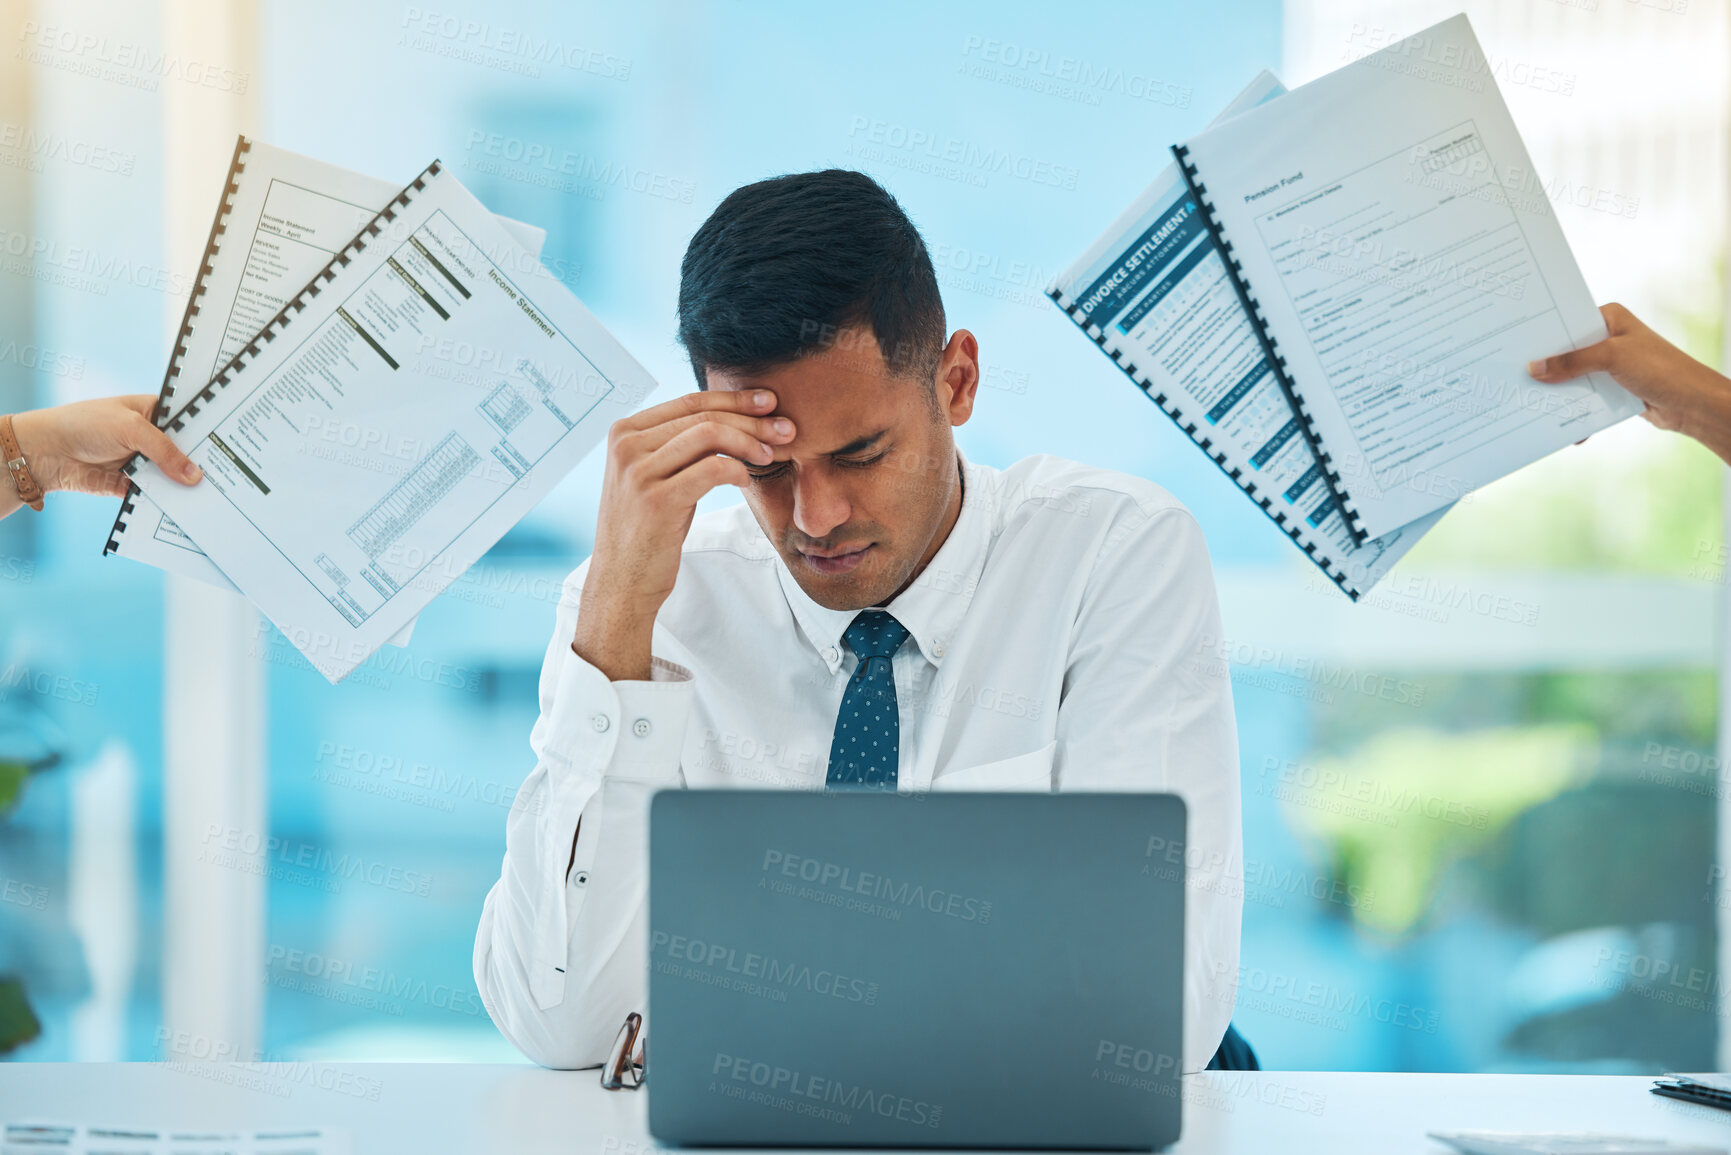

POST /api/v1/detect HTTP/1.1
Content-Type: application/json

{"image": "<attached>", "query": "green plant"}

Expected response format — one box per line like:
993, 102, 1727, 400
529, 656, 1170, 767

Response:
1282, 725, 1597, 935
0, 759, 27, 817
0, 754, 49, 1055
0, 978, 40, 1053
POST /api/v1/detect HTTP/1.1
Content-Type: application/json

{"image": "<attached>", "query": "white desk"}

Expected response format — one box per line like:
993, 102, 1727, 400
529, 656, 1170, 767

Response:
2, 1065, 1728, 1153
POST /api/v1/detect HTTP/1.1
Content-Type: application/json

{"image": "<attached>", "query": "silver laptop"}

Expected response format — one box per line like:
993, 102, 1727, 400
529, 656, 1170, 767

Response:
648, 790, 1187, 1149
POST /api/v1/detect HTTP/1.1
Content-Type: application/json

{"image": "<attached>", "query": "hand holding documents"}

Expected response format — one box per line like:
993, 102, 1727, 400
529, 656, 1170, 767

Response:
1049, 14, 1637, 596
124, 151, 654, 683
105, 137, 551, 648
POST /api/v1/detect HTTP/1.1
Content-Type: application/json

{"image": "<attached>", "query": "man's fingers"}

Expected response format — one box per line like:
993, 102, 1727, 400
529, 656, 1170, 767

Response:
614, 387, 778, 435
1528, 340, 1615, 384
620, 408, 793, 458
641, 422, 773, 482
662, 451, 751, 508
125, 414, 203, 485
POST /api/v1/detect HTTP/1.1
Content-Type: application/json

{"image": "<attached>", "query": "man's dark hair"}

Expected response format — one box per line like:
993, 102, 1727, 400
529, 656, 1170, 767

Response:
677, 169, 946, 390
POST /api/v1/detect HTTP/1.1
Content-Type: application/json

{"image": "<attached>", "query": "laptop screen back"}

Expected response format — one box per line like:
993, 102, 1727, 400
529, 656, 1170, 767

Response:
648, 790, 1187, 1149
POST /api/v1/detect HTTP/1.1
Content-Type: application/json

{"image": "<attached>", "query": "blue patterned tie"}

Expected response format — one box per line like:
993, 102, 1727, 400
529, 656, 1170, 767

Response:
826, 610, 911, 789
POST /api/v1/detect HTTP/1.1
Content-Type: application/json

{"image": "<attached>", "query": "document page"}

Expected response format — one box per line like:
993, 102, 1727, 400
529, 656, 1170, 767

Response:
1179, 13, 1639, 540
129, 161, 648, 682
3, 1122, 346, 1154
110, 140, 545, 655
1053, 71, 1445, 598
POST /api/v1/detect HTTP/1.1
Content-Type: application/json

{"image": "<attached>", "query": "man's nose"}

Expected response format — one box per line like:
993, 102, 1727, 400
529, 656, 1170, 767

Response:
791, 466, 851, 540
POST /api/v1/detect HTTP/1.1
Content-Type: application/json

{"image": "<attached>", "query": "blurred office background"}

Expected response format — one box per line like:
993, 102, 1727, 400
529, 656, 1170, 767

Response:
0, 0, 1724, 1071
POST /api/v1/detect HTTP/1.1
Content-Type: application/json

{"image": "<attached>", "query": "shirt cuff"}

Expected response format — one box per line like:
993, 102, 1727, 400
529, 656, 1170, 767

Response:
611, 658, 693, 779
541, 647, 693, 784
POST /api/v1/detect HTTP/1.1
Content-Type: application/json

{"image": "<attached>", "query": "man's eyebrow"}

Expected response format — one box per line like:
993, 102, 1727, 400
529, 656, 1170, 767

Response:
824, 428, 890, 456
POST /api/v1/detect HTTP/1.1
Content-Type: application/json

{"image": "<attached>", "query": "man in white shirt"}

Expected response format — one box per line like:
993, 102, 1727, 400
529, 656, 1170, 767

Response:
474, 169, 1245, 1074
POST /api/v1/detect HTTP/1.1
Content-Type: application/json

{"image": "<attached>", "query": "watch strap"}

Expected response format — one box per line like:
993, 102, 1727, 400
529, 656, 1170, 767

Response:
0, 414, 45, 512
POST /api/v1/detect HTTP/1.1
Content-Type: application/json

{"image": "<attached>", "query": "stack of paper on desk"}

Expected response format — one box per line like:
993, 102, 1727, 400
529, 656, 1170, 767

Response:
112, 138, 653, 682
1048, 14, 1637, 599
4, 1121, 348, 1154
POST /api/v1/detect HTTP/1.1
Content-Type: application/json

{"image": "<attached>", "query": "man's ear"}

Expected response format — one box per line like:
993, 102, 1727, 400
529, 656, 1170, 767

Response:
935, 329, 980, 427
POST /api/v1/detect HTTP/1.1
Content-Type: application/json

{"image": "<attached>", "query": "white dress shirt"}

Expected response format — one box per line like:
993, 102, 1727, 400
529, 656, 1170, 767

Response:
474, 449, 1242, 1073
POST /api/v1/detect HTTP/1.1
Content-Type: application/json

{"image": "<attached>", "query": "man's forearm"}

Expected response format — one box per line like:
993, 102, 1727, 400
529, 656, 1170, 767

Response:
572, 583, 658, 682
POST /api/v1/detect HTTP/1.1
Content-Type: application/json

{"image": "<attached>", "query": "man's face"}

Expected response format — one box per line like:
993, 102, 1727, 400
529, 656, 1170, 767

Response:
707, 326, 978, 611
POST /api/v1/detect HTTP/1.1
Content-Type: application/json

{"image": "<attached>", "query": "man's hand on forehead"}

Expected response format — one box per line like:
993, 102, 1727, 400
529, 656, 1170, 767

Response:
573, 387, 798, 681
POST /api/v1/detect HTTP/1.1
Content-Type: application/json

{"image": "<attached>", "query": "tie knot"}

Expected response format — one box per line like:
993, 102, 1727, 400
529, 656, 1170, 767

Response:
842, 610, 910, 662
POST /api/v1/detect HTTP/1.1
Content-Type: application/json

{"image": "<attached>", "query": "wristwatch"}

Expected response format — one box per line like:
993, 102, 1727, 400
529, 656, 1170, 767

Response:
0, 414, 45, 512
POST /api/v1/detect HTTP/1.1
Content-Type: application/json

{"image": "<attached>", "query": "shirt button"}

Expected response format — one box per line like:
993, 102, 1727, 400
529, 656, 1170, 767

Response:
632, 717, 652, 738
574, 871, 589, 886
824, 646, 839, 664
933, 639, 947, 658
591, 713, 610, 733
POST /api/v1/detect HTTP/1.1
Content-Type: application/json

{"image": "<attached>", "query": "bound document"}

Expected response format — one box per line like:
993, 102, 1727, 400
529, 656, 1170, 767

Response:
1050, 70, 1447, 601
1171, 13, 1638, 542
105, 136, 548, 647
1051, 14, 1637, 597
126, 159, 652, 683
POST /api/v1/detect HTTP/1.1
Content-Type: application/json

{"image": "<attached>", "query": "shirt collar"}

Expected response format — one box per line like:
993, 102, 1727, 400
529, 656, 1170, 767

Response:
775, 446, 992, 673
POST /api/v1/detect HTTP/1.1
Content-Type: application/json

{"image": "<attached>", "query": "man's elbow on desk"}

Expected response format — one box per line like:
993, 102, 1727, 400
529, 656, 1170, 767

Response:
474, 920, 617, 1071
